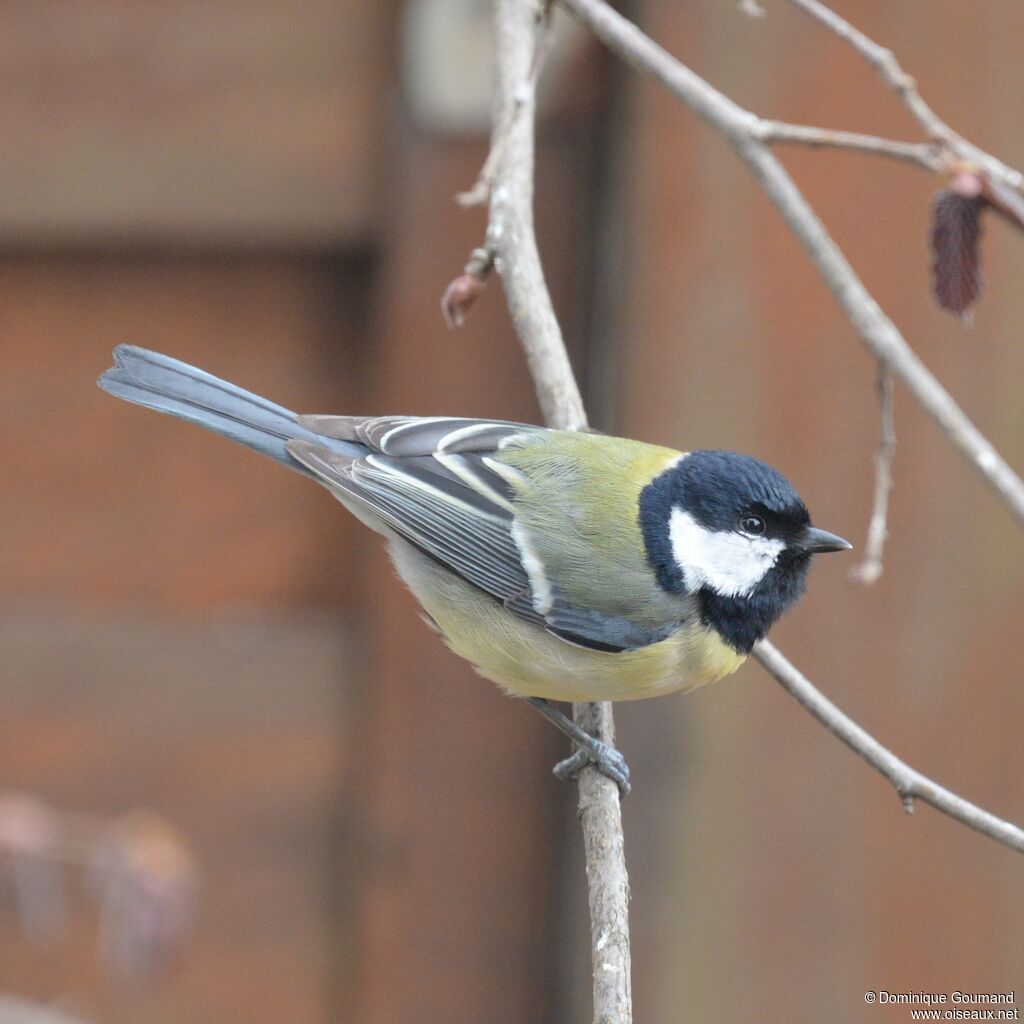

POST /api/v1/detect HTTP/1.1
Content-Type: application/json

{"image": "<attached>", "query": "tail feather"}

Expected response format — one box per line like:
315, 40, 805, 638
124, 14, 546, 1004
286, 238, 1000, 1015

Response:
98, 345, 363, 472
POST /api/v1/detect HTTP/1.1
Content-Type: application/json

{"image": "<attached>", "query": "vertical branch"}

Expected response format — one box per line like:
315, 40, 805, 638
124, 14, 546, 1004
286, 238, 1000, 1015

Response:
488, 0, 588, 433
487, 1, 632, 1021
572, 701, 632, 1024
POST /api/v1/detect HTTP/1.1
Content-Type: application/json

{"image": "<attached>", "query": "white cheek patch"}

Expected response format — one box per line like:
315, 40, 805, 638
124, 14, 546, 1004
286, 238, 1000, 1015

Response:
669, 507, 785, 598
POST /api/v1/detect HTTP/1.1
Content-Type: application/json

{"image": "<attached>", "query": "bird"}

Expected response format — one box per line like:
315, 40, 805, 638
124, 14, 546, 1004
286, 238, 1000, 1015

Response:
99, 345, 851, 794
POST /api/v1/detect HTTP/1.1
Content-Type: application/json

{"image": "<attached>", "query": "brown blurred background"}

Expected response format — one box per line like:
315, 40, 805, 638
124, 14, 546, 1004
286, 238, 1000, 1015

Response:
1, 2, 1022, 1022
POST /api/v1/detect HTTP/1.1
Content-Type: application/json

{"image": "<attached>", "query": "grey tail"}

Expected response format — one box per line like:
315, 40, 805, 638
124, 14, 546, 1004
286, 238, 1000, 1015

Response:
98, 345, 364, 473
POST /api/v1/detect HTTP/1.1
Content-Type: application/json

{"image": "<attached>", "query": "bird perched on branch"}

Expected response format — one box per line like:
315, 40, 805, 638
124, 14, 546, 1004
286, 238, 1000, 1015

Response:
99, 346, 850, 794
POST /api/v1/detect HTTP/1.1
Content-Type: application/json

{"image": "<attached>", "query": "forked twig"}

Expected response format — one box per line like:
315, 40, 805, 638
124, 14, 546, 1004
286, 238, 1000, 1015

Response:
458, 7, 556, 208
756, 121, 941, 173
787, 0, 1024, 193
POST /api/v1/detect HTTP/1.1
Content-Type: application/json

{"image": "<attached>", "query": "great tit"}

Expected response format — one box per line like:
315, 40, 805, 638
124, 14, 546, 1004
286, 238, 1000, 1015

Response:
99, 346, 850, 793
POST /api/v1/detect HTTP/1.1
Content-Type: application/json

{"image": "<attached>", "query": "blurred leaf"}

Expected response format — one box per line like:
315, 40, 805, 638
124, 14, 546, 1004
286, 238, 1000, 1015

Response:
0, 794, 66, 945
0, 994, 92, 1024
930, 190, 984, 319
94, 812, 197, 979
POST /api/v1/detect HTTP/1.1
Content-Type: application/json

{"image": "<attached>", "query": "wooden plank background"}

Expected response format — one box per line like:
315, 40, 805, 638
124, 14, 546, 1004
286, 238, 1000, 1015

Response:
0, 3, 386, 244
0, 3, 1022, 1023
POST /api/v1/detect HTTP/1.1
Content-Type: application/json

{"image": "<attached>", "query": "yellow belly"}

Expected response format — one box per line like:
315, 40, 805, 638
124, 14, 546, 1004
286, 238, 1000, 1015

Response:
390, 539, 746, 702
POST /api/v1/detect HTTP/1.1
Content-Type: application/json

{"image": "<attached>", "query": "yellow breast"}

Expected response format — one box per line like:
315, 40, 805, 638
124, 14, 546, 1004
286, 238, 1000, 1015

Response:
390, 539, 746, 702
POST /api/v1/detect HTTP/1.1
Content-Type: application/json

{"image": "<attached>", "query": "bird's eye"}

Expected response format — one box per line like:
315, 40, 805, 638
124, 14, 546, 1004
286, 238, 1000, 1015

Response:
739, 514, 766, 536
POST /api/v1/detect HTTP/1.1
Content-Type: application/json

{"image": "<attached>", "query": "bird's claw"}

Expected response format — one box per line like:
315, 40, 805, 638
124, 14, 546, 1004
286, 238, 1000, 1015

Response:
552, 741, 631, 797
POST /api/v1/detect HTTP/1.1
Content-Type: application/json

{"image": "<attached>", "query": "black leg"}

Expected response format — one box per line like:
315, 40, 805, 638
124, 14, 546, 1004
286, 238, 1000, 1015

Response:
526, 698, 631, 796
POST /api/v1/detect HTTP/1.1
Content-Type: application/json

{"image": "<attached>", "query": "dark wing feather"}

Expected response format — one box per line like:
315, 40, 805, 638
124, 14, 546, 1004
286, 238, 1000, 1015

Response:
287, 442, 535, 605
297, 414, 535, 455
295, 415, 537, 516
288, 422, 672, 654
504, 590, 679, 652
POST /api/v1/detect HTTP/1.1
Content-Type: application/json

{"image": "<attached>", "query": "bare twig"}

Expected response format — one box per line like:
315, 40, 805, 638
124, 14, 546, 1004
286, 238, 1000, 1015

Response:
787, 0, 951, 142
557, 0, 1024, 854
458, 133, 508, 209
754, 641, 1024, 853
488, 1, 631, 1020
849, 365, 895, 586
489, 2, 589, 432
458, 9, 555, 208
786, 0, 1024, 193
573, 701, 633, 1022
755, 121, 942, 173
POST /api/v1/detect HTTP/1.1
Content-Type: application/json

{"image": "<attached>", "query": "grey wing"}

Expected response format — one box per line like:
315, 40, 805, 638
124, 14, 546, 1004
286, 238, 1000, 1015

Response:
298, 414, 536, 456
287, 435, 539, 610
288, 416, 679, 653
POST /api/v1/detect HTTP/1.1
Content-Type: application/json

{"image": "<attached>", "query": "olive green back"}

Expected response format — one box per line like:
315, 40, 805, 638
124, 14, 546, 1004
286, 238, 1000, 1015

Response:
497, 432, 691, 629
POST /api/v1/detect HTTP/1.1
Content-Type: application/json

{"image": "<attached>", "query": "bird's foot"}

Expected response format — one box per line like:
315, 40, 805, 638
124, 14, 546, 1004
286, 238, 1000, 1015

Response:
553, 741, 631, 797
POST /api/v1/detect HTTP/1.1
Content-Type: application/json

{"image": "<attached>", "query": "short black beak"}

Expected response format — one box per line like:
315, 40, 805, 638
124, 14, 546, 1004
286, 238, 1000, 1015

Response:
802, 526, 853, 553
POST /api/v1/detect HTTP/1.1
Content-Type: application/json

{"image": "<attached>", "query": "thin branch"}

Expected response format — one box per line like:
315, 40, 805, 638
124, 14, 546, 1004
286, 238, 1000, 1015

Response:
488, 1, 631, 1021
787, 0, 951, 142
488, 2, 587, 432
458, 12, 556, 208
458, 111, 514, 209
754, 641, 1024, 853
849, 365, 895, 586
755, 121, 942, 173
557, 0, 1024, 855
787, 0, 1024, 193
572, 701, 633, 1023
